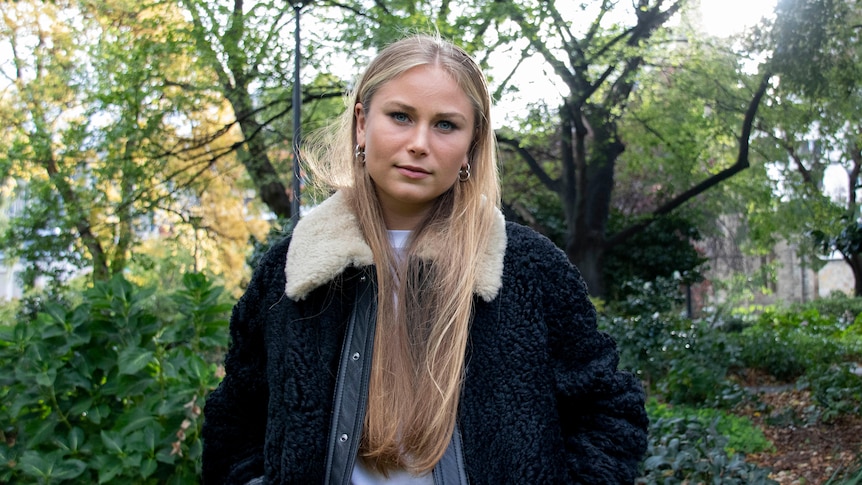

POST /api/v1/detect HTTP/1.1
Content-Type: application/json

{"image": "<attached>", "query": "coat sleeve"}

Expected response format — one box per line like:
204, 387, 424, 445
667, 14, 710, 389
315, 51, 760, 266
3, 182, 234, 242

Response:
535, 235, 648, 483
201, 239, 290, 484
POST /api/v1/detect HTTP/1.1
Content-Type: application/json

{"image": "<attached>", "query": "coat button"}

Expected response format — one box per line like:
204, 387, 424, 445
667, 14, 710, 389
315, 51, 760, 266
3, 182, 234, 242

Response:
360, 276, 367, 282
340, 434, 349, 443
352, 352, 360, 361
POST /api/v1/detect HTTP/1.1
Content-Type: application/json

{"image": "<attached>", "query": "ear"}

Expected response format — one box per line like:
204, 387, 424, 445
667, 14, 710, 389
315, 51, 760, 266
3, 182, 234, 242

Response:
354, 103, 366, 147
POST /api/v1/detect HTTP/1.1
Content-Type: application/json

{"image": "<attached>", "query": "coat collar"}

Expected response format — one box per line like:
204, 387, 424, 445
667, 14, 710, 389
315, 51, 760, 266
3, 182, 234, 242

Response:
285, 191, 506, 302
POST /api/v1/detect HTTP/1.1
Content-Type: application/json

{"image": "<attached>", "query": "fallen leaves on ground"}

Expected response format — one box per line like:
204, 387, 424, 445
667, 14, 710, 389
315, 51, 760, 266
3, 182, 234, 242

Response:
734, 370, 862, 484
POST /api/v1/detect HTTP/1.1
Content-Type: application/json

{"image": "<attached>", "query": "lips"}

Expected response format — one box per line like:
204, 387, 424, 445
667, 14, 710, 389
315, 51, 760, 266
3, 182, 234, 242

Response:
396, 164, 431, 179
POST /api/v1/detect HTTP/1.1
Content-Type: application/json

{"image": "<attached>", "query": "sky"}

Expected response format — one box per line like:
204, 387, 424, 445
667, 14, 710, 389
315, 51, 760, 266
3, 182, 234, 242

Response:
699, 0, 777, 37
490, 0, 779, 126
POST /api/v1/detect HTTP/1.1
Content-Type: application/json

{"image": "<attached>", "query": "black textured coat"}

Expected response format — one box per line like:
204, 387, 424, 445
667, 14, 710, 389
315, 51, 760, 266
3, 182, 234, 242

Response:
202, 197, 648, 484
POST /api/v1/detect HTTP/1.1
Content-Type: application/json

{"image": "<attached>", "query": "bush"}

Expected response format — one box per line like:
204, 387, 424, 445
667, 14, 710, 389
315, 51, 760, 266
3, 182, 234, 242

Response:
600, 312, 743, 408
647, 400, 773, 456
802, 363, 862, 422
735, 316, 851, 382
638, 412, 776, 484
0, 273, 231, 483
790, 293, 862, 328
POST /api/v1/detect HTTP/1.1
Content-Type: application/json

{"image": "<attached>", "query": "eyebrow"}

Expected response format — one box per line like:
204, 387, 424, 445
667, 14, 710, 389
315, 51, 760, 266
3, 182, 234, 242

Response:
382, 101, 470, 123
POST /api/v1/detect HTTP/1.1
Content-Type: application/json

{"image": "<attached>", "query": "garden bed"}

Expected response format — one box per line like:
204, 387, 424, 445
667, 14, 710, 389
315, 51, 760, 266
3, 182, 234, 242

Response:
738, 374, 862, 484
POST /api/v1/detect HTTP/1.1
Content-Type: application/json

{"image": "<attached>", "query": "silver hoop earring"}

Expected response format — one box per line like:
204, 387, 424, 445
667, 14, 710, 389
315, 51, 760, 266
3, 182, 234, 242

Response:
458, 162, 471, 182
354, 144, 366, 165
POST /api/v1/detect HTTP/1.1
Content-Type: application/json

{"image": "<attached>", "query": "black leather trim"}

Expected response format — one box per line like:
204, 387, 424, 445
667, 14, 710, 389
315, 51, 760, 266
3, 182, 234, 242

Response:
323, 270, 378, 485
433, 425, 469, 485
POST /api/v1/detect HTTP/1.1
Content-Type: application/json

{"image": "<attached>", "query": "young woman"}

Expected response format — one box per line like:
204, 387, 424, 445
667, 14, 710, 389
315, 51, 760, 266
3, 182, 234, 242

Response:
201, 35, 648, 484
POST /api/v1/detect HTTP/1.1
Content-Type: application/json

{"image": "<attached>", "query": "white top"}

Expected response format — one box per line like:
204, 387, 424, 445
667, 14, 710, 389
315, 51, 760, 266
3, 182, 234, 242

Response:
350, 230, 433, 485
351, 460, 433, 485
387, 230, 411, 254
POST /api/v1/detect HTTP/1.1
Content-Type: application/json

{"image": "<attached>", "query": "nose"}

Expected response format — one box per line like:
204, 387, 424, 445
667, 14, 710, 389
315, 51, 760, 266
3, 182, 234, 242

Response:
406, 125, 429, 157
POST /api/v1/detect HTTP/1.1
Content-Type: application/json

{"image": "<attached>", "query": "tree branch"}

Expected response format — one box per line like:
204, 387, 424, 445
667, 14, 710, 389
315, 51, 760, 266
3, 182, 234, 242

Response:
607, 72, 772, 248
496, 133, 561, 192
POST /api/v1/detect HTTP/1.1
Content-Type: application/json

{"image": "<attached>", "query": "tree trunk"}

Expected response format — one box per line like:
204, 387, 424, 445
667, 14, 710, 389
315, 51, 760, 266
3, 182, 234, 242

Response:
846, 253, 862, 297
226, 86, 294, 219
562, 103, 625, 298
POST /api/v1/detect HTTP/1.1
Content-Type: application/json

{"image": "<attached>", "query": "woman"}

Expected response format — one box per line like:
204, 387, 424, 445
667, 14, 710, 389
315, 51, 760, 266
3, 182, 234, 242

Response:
202, 35, 648, 484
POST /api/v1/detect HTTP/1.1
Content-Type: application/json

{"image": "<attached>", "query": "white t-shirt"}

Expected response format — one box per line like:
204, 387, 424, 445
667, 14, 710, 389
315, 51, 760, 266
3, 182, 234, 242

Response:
350, 230, 433, 485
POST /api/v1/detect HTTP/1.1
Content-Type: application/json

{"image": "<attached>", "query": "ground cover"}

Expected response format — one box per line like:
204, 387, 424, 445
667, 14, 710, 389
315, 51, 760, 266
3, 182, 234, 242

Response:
737, 371, 862, 484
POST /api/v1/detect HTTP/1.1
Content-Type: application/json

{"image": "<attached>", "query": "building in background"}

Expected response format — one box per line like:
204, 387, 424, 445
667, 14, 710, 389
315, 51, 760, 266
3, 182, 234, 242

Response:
0, 184, 25, 301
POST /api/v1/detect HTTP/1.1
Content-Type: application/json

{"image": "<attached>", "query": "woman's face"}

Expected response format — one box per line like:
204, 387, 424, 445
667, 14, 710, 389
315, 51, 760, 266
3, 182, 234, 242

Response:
355, 64, 475, 230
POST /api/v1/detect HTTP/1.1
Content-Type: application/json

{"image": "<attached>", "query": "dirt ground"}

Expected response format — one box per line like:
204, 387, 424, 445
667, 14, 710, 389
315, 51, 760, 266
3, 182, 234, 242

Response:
735, 372, 862, 484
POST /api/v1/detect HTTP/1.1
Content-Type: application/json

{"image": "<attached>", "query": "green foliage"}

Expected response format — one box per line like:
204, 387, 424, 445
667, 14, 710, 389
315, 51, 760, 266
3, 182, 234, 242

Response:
639, 407, 776, 484
790, 293, 862, 326
0, 300, 18, 326
736, 303, 861, 383
603, 275, 687, 317
604, 214, 707, 303
802, 364, 862, 422
647, 399, 774, 456
0, 273, 231, 483
600, 310, 744, 408
826, 459, 862, 485
729, 301, 862, 420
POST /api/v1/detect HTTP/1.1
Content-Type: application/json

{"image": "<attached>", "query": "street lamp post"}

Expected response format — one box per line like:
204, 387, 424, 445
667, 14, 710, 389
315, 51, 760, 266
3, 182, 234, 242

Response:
290, 1, 303, 225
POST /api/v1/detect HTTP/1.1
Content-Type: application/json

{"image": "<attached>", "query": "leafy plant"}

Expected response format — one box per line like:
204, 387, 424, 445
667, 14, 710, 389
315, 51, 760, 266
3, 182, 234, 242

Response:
0, 273, 231, 483
647, 399, 773, 456
801, 364, 862, 422
638, 413, 776, 484
735, 321, 846, 382
600, 312, 743, 408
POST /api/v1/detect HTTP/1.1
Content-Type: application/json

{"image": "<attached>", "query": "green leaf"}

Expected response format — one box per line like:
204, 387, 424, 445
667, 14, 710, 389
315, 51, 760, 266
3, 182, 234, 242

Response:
143, 425, 156, 452
117, 346, 154, 375
140, 457, 158, 478
100, 430, 124, 455
68, 396, 94, 417
96, 455, 124, 484
118, 408, 158, 435
43, 303, 68, 325
40, 321, 67, 339
68, 427, 85, 452
35, 367, 57, 387
18, 451, 51, 478
28, 416, 59, 447
87, 403, 111, 424
52, 458, 87, 480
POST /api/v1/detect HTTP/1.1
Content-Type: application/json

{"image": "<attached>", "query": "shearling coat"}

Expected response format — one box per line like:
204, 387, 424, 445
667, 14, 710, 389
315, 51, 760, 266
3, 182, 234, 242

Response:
201, 192, 648, 484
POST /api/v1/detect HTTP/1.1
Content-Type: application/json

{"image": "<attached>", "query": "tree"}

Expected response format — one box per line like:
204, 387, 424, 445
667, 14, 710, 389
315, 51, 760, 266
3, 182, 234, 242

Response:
0, 0, 268, 290
492, 1, 770, 296
178, 0, 349, 219
755, 0, 862, 294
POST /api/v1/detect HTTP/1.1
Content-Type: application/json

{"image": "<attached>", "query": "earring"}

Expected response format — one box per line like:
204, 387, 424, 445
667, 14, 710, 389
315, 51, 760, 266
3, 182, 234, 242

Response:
354, 144, 366, 165
458, 162, 471, 182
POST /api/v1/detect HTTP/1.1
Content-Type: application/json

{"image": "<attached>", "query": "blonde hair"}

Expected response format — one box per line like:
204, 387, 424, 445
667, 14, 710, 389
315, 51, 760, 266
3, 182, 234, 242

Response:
302, 34, 500, 475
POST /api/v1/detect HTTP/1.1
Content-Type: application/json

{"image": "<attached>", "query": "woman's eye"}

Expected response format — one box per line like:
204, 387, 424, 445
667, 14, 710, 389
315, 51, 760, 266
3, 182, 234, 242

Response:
437, 120, 455, 131
391, 112, 409, 123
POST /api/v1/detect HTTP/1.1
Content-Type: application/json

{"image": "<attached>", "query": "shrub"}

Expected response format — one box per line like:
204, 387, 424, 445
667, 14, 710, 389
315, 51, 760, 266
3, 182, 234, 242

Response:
734, 308, 849, 382
0, 273, 231, 484
801, 363, 862, 422
647, 399, 773, 456
601, 313, 742, 408
638, 413, 776, 484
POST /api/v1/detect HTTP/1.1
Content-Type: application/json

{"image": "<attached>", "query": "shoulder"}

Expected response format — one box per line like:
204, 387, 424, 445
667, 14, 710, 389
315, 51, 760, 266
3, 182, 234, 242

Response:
503, 221, 570, 267
239, 236, 292, 303
501, 221, 590, 298
255, 236, 292, 278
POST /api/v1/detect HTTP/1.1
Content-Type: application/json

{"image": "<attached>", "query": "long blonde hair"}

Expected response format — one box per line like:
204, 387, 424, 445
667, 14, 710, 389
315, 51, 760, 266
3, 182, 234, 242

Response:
302, 34, 500, 475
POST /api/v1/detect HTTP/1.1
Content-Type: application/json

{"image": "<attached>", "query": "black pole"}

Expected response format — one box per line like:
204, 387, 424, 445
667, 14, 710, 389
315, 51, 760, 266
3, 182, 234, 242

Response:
290, 3, 302, 225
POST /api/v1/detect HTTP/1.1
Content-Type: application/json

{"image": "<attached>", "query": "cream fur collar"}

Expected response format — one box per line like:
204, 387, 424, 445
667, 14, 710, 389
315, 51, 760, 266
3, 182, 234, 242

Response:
285, 191, 507, 302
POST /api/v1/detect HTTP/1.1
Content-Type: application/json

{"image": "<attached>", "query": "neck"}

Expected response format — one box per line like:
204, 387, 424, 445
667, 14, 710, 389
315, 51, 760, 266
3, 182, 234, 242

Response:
381, 206, 430, 231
